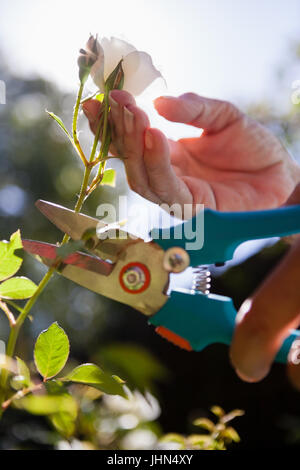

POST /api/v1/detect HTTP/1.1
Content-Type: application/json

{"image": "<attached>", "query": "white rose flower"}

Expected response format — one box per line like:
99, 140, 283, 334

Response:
89, 36, 163, 96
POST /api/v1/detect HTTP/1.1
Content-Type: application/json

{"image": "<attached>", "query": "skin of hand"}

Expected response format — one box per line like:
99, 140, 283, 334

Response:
83, 91, 300, 386
230, 183, 300, 387
83, 90, 300, 213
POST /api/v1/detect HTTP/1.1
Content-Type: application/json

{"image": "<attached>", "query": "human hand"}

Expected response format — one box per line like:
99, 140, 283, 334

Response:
83, 90, 300, 213
230, 184, 300, 387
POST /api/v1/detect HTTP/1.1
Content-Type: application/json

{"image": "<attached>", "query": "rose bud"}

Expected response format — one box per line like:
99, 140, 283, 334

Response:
78, 35, 103, 85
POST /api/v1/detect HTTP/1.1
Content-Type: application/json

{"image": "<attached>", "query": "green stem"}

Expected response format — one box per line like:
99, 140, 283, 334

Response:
96, 90, 110, 169
75, 166, 92, 212
0, 80, 114, 414
0, 268, 54, 411
2, 164, 90, 363
5, 300, 24, 314
87, 91, 111, 196
89, 112, 104, 164
0, 81, 94, 413
0, 173, 91, 412
72, 83, 88, 166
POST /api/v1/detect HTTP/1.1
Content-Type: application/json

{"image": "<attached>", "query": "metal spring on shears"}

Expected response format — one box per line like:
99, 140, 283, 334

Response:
192, 266, 211, 295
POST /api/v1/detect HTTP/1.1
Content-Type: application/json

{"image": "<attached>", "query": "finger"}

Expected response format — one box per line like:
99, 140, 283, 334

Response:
82, 100, 118, 156
82, 99, 102, 135
230, 238, 300, 382
119, 103, 157, 201
143, 128, 193, 207
154, 93, 242, 134
108, 90, 136, 155
107, 93, 162, 203
109, 92, 154, 199
82, 92, 136, 156
108, 93, 189, 206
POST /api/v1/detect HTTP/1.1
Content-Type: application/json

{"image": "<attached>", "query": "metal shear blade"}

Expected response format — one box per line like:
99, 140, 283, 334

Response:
35, 200, 143, 263
23, 201, 170, 316
22, 240, 113, 277
36, 200, 103, 242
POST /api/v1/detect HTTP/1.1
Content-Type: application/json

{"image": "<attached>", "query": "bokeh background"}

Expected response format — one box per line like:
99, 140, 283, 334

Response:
1, 0, 300, 449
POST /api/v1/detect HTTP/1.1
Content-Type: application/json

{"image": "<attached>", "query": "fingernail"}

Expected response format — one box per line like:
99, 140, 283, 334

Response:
233, 337, 271, 382
156, 95, 173, 101
109, 95, 119, 110
154, 96, 173, 109
145, 129, 153, 149
234, 368, 259, 383
124, 106, 134, 133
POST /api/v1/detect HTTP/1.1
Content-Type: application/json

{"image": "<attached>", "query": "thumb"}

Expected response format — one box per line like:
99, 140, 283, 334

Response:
154, 93, 242, 134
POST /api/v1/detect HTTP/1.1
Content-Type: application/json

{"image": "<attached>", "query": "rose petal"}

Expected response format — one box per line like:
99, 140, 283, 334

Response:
122, 51, 163, 96
100, 37, 136, 81
90, 40, 105, 91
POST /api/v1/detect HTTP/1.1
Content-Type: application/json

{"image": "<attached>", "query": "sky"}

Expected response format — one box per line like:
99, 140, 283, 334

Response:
1, 0, 300, 125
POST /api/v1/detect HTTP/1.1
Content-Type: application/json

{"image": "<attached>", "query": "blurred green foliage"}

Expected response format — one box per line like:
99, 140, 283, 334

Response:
95, 343, 169, 394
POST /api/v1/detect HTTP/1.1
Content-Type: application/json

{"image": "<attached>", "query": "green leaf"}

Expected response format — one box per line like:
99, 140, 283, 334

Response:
211, 405, 225, 418
46, 111, 73, 143
160, 433, 185, 445
16, 394, 77, 417
101, 169, 116, 187
0, 277, 37, 299
34, 323, 70, 380
98, 343, 168, 392
0, 231, 23, 281
16, 357, 31, 388
221, 409, 244, 424
193, 418, 215, 432
188, 434, 214, 449
46, 110, 88, 161
61, 363, 106, 383
105, 59, 124, 91
45, 381, 77, 438
95, 93, 104, 103
221, 426, 240, 443
10, 375, 28, 391
50, 411, 76, 438
45, 379, 68, 395
61, 363, 127, 398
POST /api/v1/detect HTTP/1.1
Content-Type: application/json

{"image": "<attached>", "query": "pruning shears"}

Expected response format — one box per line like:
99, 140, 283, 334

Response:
23, 200, 300, 363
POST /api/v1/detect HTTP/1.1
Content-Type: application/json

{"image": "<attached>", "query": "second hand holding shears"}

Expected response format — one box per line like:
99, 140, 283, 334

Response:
23, 200, 300, 364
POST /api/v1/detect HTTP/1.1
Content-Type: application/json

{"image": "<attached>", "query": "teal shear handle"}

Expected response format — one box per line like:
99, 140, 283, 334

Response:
150, 205, 300, 364
150, 290, 300, 363
152, 205, 300, 266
